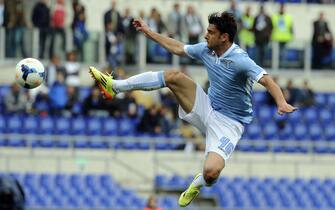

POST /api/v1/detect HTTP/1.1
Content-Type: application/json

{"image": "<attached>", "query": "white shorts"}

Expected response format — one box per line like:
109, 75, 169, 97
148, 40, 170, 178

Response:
178, 84, 244, 161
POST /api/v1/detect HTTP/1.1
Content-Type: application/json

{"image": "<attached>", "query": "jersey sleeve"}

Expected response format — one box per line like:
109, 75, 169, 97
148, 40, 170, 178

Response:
239, 56, 267, 82
183, 42, 207, 60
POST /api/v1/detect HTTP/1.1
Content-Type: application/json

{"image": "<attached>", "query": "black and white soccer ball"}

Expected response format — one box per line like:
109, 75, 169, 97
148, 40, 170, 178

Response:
15, 58, 45, 89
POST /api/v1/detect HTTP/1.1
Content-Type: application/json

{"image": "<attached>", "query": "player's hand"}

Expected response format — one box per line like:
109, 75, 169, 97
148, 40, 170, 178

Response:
277, 103, 297, 115
132, 18, 150, 34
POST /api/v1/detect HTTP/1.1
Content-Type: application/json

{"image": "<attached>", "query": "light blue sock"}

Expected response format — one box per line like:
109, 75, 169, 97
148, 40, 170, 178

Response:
193, 174, 207, 188
112, 71, 166, 93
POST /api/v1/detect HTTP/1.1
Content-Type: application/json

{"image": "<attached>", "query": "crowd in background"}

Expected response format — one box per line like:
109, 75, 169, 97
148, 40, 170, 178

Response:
0, 0, 333, 69
2, 58, 315, 139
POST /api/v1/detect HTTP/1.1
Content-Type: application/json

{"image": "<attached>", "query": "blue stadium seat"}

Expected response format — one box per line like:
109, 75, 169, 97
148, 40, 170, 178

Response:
293, 124, 308, 140
71, 117, 86, 135
22, 116, 39, 134
315, 93, 328, 107
324, 124, 335, 141
319, 108, 333, 124
287, 110, 303, 124
86, 117, 103, 135
7, 115, 22, 133
278, 123, 293, 140
0, 85, 10, 98
263, 122, 278, 140
308, 123, 323, 141
246, 123, 262, 140
253, 91, 267, 105
35, 136, 55, 148
303, 108, 319, 124
7, 136, 26, 147
328, 94, 335, 108
74, 139, 90, 148
258, 106, 275, 122
88, 136, 109, 149
102, 118, 118, 136
118, 118, 136, 136
55, 117, 71, 135
0, 115, 6, 133
39, 116, 54, 134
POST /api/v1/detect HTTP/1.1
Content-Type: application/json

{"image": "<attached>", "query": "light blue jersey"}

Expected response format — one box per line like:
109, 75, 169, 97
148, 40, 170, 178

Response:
184, 42, 267, 124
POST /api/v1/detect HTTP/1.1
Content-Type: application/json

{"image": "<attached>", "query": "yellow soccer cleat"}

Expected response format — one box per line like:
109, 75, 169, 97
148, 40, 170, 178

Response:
89, 66, 116, 100
178, 173, 201, 207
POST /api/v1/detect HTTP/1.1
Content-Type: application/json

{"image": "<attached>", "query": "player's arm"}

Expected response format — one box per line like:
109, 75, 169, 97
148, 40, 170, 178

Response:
258, 75, 297, 115
133, 19, 186, 56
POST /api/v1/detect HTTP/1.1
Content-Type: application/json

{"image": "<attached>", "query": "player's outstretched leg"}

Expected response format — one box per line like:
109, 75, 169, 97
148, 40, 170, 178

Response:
179, 152, 225, 207
89, 66, 166, 99
89, 67, 197, 115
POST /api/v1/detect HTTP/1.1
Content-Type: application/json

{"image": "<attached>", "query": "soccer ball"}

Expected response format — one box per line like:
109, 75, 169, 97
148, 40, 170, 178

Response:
15, 58, 45, 89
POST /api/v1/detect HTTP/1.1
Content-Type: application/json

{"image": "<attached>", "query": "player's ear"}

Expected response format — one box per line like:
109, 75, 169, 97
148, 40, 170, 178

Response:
221, 33, 229, 42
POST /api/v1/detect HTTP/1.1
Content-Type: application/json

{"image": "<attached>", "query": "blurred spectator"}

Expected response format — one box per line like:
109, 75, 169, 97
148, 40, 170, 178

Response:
4, 83, 28, 114
227, 0, 242, 44
167, 3, 183, 39
0, 175, 25, 210
160, 89, 178, 120
240, 6, 254, 52
143, 195, 162, 210
137, 105, 161, 134
139, 9, 147, 21
253, 5, 273, 67
82, 86, 107, 116
71, 0, 85, 30
105, 22, 123, 68
104, 0, 124, 59
32, 0, 50, 59
32, 87, 49, 116
122, 7, 137, 64
184, 5, 203, 44
46, 55, 66, 87
148, 8, 166, 33
0, 0, 3, 26
5, 3, 27, 58
298, 80, 315, 107
49, 71, 67, 115
121, 92, 138, 116
73, 11, 88, 61
159, 105, 175, 135
284, 79, 300, 106
312, 12, 333, 69
271, 4, 294, 68
64, 86, 80, 115
64, 51, 81, 87
104, 0, 123, 33
147, 8, 167, 62
50, 0, 66, 57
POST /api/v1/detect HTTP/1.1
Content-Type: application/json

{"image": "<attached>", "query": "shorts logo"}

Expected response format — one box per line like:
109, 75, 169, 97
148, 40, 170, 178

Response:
218, 137, 235, 157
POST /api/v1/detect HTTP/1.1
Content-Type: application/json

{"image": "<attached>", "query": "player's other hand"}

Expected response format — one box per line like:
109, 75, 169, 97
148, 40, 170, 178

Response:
277, 103, 298, 115
132, 19, 150, 34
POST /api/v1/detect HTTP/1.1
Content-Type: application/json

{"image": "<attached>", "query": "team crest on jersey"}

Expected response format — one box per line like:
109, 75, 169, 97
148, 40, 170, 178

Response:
223, 60, 233, 68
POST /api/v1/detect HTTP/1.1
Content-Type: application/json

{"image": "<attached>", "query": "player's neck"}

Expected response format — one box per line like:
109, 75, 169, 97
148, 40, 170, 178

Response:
214, 42, 233, 57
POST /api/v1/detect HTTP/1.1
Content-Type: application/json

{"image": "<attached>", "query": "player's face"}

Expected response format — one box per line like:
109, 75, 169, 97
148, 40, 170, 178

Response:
205, 24, 228, 50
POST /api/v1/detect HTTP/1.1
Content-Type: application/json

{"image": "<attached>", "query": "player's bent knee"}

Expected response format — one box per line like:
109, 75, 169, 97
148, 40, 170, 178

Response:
203, 168, 220, 186
164, 70, 185, 87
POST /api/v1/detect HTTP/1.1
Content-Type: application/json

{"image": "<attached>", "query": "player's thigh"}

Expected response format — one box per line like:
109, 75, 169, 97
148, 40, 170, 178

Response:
177, 84, 211, 134
164, 70, 196, 114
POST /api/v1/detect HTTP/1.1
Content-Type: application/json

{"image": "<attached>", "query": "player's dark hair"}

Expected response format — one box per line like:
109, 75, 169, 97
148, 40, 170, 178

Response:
208, 12, 237, 42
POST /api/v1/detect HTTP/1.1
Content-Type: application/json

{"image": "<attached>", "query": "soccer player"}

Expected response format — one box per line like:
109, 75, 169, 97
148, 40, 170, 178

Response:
89, 12, 297, 207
